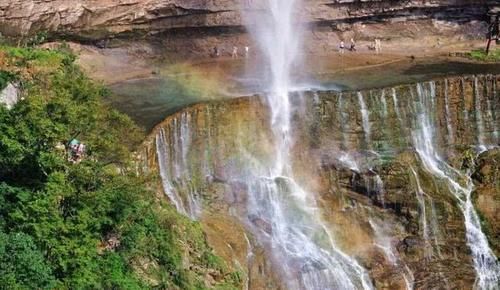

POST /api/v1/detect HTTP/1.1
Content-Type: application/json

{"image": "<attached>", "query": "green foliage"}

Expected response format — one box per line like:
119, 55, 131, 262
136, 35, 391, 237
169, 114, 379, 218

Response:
0, 71, 16, 91
0, 231, 56, 289
0, 46, 241, 289
26, 31, 49, 47
467, 48, 500, 62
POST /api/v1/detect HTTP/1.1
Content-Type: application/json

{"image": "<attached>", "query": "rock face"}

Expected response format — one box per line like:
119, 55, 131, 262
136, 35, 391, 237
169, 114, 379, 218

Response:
0, 0, 239, 38
1, 0, 498, 56
473, 148, 500, 257
0, 82, 19, 109
137, 74, 500, 289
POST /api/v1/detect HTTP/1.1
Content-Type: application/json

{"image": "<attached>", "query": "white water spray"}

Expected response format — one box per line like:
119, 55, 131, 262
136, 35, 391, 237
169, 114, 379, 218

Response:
156, 114, 201, 219
243, 1, 373, 289
156, 128, 187, 215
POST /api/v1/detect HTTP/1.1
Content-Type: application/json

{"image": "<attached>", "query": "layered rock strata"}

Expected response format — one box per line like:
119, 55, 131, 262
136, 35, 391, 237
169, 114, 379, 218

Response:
1, 1, 498, 56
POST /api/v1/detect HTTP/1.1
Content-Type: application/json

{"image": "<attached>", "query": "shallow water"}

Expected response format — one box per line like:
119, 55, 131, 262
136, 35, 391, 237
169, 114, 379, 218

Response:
107, 60, 500, 131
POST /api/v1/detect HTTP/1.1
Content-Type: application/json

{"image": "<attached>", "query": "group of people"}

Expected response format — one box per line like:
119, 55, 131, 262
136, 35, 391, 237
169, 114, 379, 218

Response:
212, 45, 250, 58
339, 38, 357, 53
339, 38, 382, 53
68, 139, 86, 163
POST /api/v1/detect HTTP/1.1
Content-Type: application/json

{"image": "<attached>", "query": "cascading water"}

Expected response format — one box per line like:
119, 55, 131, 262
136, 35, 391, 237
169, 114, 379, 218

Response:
474, 77, 487, 151
357, 92, 371, 146
338, 93, 353, 152
380, 90, 388, 118
369, 218, 414, 290
242, 1, 373, 289
410, 166, 447, 262
443, 79, 454, 145
156, 127, 187, 215
149, 73, 500, 289
156, 113, 200, 219
489, 75, 499, 143
411, 81, 500, 289
409, 168, 431, 259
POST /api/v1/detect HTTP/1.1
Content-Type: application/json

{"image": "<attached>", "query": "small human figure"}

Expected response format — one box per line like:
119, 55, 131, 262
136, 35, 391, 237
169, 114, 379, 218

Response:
212, 46, 220, 58
349, 38, 356, 51
375, 38, 382, 54
245, 46, 250, 58
339, 41, 345, 54
232, 46, 238, 58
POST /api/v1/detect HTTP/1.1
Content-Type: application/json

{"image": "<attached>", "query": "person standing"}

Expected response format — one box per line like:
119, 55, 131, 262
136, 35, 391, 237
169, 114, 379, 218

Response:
375, 39, 382, 54
232, 46, 239, 58
245, 46, 250, 58
349, 38, 356, 51
212, 46, 220, 58
339, 41, 345, 54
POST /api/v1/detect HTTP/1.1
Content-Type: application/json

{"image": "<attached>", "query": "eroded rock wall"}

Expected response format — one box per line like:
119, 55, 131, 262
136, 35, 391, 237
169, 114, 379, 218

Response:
1, 0, 498, 56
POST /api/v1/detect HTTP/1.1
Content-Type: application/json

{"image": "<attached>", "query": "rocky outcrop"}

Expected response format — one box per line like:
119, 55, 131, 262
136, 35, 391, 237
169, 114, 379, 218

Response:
0, 0, 240, 38
0, 1, 498, 56
0, 82, 19, 109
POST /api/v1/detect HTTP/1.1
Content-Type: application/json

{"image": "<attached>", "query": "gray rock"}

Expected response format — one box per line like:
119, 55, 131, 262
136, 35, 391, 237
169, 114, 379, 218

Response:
0, 83, 19, 109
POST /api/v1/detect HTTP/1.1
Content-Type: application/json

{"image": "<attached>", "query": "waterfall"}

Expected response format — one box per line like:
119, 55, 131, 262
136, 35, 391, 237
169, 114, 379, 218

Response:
369, 219, 414, 290
410, 168, 431, 259
380, 90, 388, 118
243, 1, 373, 289
149, 72, 499, 289
484, 76, 499, 144
392, 88, 402, 123
244, 233, 254, 290
155, 114, 200, 220
156, 128, 187, 215
374, 174, 385, 207
338, 93, 351, 151
443, 79, 454, 145
474, 77, 487, 151
357, 92, 371, 146
412, 82, 500, 289
491, 76, 499, 143
429, 200, 443, 259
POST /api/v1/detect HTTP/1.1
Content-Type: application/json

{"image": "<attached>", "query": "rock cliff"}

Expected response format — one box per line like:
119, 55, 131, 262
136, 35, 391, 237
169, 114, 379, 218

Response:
137, 74, 500, 289
1, 0, 498, 56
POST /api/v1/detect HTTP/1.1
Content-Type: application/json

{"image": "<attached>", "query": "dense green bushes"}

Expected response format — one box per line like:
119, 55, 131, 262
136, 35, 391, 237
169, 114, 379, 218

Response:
0, 46, 240, 289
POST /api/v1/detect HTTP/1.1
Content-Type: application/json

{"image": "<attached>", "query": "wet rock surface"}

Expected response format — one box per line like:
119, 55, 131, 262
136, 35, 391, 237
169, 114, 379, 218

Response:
137, 74, 499, 289
473, 148, 500, 257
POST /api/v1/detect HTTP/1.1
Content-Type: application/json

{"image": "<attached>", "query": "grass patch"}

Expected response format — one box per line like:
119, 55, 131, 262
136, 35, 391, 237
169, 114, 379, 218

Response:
467, 48, 500, 62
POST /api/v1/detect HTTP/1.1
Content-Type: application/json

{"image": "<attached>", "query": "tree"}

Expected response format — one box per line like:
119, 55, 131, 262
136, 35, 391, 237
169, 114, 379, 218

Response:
0, 231, 56, 289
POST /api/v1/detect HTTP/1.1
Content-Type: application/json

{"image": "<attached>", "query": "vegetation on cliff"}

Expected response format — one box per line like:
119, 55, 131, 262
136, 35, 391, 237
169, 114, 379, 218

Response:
0, 45, 241, 289
467, 48, 500, 62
